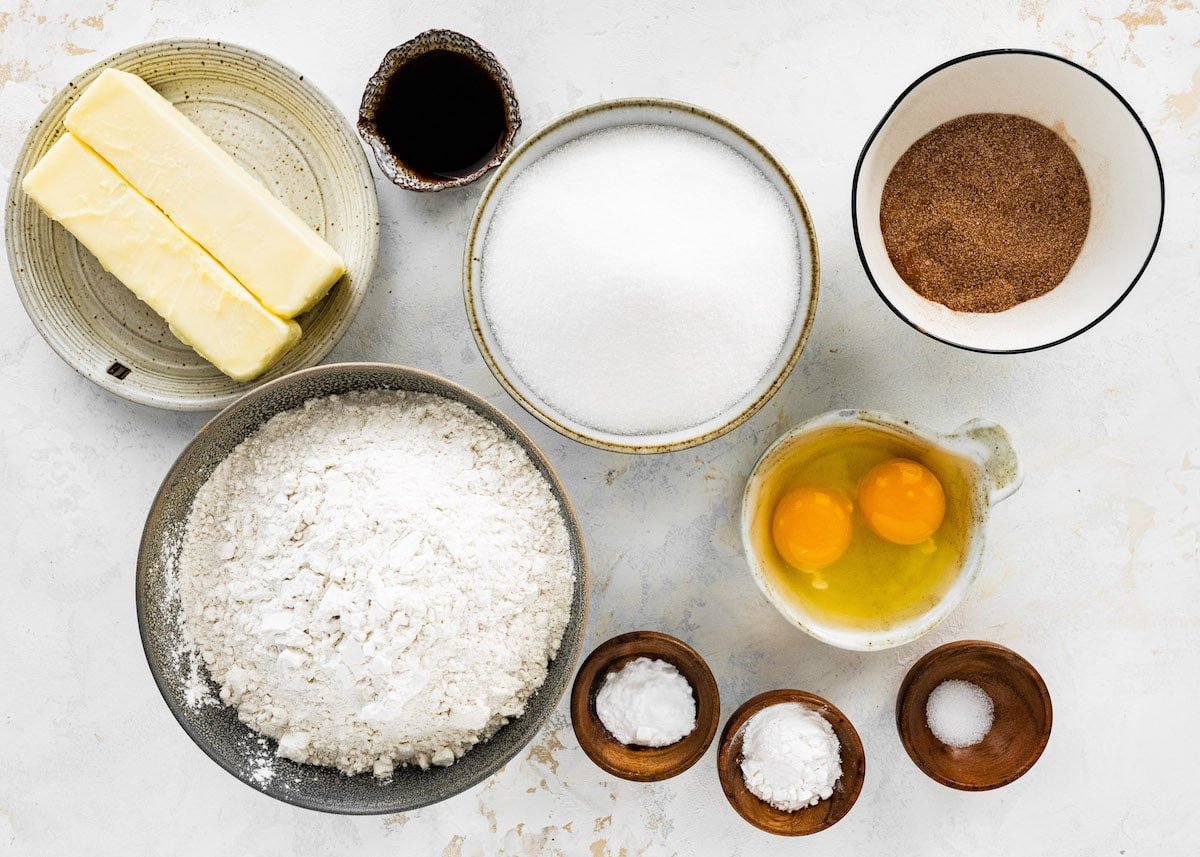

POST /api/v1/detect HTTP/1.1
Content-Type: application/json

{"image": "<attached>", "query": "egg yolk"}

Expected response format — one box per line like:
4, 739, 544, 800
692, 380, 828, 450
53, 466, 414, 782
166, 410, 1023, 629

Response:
771, 487, 853, 571
858, 458, 946, 545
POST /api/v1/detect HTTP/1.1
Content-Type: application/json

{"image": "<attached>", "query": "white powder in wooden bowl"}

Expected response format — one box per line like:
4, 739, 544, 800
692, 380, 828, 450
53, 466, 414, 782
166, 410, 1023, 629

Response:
739, 703, 841, 811
481, 124, 801, 436
595, 657, 696, 747
175, 390, 574, 778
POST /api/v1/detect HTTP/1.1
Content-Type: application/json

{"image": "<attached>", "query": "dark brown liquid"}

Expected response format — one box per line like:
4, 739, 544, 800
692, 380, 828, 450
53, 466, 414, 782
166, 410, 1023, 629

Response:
375, 49, 507, 181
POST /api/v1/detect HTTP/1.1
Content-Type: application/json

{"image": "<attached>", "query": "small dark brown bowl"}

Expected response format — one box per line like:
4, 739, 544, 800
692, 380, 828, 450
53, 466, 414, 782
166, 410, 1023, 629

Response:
357, 29, 520, 191
570, 631, 719, 782
896, 640, 1052, 790
717, 690, 865, 836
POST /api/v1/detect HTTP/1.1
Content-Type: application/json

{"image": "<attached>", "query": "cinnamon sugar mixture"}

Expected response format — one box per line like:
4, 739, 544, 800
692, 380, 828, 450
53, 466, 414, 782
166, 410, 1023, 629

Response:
880, 113, 1090, 313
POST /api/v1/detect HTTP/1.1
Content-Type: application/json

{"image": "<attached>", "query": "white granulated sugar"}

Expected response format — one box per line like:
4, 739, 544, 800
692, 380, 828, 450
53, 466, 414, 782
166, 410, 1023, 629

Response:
595, 657, 697, 747
926, 679, 995, 749
739, 703, 841, 812
175, 390, 574, 778
481, 124, 801, 436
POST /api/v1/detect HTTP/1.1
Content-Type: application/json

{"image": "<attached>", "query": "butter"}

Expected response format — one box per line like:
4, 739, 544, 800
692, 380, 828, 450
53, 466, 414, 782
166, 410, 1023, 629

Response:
22, 133, 301, 382
64, 68, 345, 319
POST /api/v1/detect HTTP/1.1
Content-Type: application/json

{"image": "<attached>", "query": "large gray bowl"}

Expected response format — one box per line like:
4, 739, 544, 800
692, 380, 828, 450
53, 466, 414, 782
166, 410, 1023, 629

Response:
136, 363, 589, 813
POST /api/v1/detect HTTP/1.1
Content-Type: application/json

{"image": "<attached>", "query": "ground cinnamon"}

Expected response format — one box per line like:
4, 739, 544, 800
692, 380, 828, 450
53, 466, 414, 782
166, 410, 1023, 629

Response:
879, 113, 1090, 313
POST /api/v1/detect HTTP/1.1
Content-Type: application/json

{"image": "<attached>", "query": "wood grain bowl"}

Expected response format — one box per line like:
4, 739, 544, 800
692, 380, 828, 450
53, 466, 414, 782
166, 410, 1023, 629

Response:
570, 631, 719, 782
895, 639, 1052, 790
716, 689, 866, 835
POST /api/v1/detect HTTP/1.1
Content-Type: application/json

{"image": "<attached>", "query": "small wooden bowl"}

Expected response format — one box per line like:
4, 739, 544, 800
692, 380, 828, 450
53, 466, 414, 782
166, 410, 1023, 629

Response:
570, 631, 719, 782
716, 690, 866, 836
896, 640, 1052, 790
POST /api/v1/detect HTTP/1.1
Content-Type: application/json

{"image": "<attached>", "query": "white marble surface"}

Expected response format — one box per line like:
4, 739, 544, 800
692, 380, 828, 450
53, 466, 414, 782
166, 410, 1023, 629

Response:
1, 0, 1197, 853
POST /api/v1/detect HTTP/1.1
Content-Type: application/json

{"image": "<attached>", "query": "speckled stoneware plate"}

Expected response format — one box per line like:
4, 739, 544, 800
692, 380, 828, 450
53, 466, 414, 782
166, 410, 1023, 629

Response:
136, 363, 589, 813
6, 40, 380, 411
464, 98, 819, 454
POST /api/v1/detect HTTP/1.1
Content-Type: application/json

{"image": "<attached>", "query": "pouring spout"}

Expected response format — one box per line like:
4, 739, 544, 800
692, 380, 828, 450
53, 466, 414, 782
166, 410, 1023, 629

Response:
951, 419, 1023, 505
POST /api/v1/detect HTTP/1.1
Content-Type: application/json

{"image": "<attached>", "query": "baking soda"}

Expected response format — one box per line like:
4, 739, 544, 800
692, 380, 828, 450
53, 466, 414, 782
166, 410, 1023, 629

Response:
595, 657, 696, 747
481, 124, 801, 435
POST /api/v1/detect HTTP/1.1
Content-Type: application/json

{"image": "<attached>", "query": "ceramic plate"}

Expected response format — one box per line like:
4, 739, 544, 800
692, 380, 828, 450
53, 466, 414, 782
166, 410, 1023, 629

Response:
5, 39, 379, 410
137, 363, 589, 813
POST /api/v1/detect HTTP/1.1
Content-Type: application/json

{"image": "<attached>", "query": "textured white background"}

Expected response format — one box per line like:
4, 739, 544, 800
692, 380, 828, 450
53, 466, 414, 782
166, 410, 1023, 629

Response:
1, 0, 1198, 854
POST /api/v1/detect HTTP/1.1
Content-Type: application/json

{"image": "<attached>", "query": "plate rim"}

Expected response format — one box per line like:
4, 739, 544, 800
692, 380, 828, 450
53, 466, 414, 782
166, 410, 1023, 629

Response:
4, 37, 380, 411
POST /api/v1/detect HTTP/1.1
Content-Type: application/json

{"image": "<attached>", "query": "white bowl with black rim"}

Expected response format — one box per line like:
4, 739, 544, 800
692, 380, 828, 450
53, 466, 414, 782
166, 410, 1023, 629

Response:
852, 49, 1164, 353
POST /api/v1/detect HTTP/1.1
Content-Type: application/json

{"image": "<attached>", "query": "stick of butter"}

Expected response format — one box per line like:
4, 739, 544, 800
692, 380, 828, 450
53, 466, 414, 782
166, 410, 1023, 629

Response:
64, 68, 346, 319
22, 133, 301, 382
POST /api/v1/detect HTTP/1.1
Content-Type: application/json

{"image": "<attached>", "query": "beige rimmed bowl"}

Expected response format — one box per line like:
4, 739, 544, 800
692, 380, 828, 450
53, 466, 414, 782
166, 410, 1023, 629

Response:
741, 409, 1021, 651
136, 362, 589, 813
5, 39, 380, 411
464, 98, 819, 454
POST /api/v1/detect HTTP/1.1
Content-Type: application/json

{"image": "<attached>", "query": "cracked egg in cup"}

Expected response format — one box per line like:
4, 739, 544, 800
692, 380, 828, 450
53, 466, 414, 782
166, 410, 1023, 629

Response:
741, 410, 1021, 651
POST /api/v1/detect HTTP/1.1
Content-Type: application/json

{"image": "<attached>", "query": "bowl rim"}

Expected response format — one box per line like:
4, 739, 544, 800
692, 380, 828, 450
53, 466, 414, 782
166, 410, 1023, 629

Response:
463, 96, 820, 454
894, 639, 1053, 790
134, 361, 590, 814
850, 47, 1165, 355
739, 409, 997, 651
4, 37, 380, 411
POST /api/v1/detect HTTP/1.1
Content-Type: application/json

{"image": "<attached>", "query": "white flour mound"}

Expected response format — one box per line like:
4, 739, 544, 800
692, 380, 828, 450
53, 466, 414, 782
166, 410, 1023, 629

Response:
176, 390, 574, 778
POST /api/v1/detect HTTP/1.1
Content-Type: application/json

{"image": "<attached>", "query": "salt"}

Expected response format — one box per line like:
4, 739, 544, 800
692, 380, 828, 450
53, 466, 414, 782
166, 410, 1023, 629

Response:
481, 124, 801, 436
926, 679, 995, 748
595, 657, 696, 747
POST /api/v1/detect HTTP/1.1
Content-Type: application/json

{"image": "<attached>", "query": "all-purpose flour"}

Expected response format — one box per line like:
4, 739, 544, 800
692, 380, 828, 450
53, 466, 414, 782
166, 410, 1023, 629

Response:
176, 390, 574, 777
